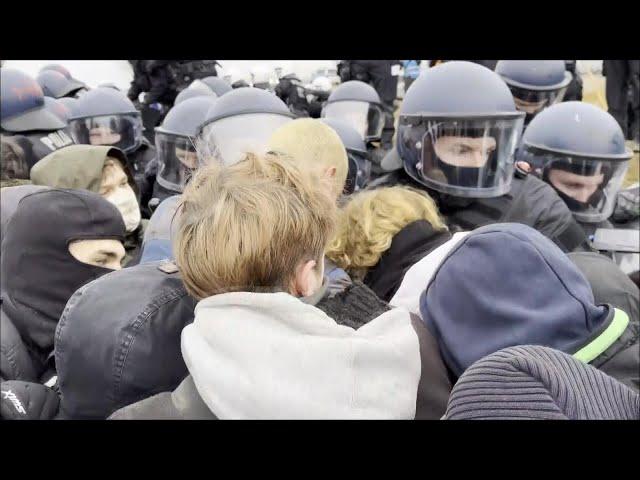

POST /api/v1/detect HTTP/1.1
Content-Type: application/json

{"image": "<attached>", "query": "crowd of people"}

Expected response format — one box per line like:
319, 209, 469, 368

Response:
0, 59, 638, 420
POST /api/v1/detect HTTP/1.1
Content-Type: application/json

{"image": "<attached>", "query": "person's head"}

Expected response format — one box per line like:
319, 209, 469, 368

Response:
267, 118, 348, 199
30, 145, 141, 232
397, 61, 525, 199
68, 88, 142, 153
419, 223, 627, 381
518, 101, 632, 223
195, 87, 294, 167
326, 186, 446, 279
1, 188, 125, 354
155, 96, 218, 194
495, 60, 572, 125
175, 152, 337, 300
100, 157, 141, 233
1, 135, 29, 180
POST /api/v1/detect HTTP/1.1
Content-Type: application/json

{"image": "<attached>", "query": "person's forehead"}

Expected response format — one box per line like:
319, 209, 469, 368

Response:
438, 135, 496, 145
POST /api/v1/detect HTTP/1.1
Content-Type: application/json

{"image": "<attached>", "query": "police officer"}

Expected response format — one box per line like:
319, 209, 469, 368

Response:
275, 73, 311, 117
145, 95, 218, 211
337, 60, 400, 151
305, 76, 332, 118
195, 87, 294, 167
321, 117, 372, 195
39, 64, 88, 97
321, 80, 388, 175
67, 87, 156, 206
495, 60, 572, 126
517, 101, 634, 237
168, 60, 221, 93
36, 69, 87, 99
1, 69, 75, 170
374, 61, 588, 253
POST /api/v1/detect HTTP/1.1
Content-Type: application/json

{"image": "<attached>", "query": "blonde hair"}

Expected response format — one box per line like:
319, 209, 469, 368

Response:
326, 186, 447, 278
267, 118, 348, 199
175, 152, 337, 300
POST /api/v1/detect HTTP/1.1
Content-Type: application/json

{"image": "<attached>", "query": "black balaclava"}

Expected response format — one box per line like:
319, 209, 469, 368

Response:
543, 160, 612, 212
1, 188, 125, 364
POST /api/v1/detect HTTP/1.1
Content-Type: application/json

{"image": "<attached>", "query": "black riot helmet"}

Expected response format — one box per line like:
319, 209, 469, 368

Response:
321, 117, 371, 194
154, 96, 218, 193
517, 101, 632, 223
397, 61, 525, 198
67, 87, 143, 153
496, 60, 572, 125
195, 87, 294, 166
321, 80, 385, 142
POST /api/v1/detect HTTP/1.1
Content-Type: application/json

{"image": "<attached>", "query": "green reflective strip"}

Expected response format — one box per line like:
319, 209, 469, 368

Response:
573, 308, 630, 364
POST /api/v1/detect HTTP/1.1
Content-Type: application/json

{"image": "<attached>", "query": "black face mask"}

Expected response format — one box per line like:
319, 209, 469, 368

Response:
438, 161, 497, 189
1, 188, 125, 357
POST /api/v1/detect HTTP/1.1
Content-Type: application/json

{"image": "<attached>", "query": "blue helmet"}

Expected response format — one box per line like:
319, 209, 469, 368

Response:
1, 68, 66, 133
321, 117, 371, 194
200, 76, 233, 96
67, 88, 142, 153
322, 80, 384, 142
496, 60, 572, 124
174, 81, 217, 105
36, 69, 86, 99
43, 97, 72, 123
518, 101, 632, 223
196, 87, 294, 166
397, 61, 525, 198
155, 96, 219, 193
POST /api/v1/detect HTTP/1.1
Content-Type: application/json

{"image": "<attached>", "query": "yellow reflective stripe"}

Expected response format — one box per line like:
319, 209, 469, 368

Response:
573, 308, 629, 364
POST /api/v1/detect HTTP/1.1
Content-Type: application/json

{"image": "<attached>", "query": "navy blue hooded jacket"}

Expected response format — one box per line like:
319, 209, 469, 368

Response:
420, 223, 635, 385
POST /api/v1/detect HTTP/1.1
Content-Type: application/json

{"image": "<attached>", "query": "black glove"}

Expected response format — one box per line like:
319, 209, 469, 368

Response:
1, 381, 60, 420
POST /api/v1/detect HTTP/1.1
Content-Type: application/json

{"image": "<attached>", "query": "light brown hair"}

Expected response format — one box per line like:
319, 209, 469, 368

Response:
175, 152, 337, 300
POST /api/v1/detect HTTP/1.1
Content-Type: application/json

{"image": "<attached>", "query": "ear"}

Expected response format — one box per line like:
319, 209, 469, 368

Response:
324, 166, 337, 179
292, 260, 318, 297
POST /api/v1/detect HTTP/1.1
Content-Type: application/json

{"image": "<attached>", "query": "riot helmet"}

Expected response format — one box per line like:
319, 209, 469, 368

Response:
496, 60, 572, 125
195, 87, 294, 166
174, 81, 217, 105
36, 69, 87, 99
44, 97, 72, 123
155, 96, 218, 193
518, 101, 632, 223
397, 61, 525, 198
68, 87, 143, 153
321, 80, 385, 142
200, 76, 233, 96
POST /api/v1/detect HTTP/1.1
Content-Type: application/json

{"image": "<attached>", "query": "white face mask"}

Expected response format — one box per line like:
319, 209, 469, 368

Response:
105, 185, 141, 233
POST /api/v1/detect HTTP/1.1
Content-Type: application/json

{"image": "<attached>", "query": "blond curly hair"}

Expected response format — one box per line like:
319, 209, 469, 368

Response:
326, 186, 447, 279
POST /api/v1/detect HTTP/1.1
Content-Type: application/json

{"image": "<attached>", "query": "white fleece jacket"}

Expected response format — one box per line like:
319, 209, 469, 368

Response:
390, 232, 469, 318
181, 291, 421, 419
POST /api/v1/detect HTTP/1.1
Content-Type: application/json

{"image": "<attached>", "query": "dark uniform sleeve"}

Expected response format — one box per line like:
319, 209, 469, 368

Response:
1, 381, 60, 420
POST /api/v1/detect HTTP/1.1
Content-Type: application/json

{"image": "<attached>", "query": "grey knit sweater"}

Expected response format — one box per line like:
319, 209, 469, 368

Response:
445, 345, 640, 420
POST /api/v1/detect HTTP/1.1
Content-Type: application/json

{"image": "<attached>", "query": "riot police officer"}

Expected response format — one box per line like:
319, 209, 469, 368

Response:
36, 69, 87, 99
374, 61, 588, 253
146, 95, 219, 210
321, 117, 372, 195
168, 60, 220, 93
1, 69, 75, 170
195, 87, 294, 167
67, 87, 156, 205
517, 101, 634, 236
495, 60, 572, 126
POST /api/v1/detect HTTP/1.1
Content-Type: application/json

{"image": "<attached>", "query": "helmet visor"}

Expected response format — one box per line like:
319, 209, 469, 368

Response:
322, 100, 385, 142
508, 85, 568, 123
400, 116, 524, 197
344, 150, 372, 195
196, 113, 293, 166
69, 113, 142, 153
155, 132, 198, 192
524, 147, 631, 223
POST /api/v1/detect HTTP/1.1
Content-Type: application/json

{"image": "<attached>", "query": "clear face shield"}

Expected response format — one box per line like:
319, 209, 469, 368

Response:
69, 113, 143, 153
322, 100, 385, 142
522, 146, 631, 223
344, 150, 372, 195
195, 113, 293, 166
400, 116, 524, 197
508, 84, 568, 124
155, 132, 198, 193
